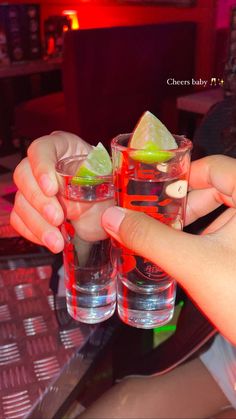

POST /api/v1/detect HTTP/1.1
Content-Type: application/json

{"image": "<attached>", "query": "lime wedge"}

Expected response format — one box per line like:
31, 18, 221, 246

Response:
72, 142, 112, 185
129, 111, 177, 163
130, 142, 174, 164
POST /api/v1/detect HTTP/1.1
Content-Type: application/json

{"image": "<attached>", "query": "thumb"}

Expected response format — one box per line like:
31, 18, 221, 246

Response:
102, 206, 202, 282
27, 134, 60, 196
102, 206, 236, 340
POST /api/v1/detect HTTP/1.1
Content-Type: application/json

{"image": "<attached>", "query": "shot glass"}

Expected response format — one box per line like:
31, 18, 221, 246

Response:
56, 155, 116, 324
111, 134, 192, 329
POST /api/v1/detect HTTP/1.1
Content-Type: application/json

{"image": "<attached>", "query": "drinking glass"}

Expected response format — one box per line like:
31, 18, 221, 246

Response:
111, 134, 192, 329
56, 155, 116, 324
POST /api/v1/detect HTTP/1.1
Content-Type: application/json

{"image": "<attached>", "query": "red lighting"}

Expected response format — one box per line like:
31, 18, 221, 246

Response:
62, 10, 79, 30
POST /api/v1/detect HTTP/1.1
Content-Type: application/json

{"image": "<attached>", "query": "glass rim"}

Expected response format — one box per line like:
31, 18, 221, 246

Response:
111, 133, 192, 153
55, 154, 113, 181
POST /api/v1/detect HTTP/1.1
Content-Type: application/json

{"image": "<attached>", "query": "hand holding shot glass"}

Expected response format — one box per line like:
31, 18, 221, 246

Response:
56, 111, 192, 328
111, 112, 192, 329
56, 144, 115, 324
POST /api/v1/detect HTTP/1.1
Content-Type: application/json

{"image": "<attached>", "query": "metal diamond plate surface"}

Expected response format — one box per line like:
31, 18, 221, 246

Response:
0, 218, 116, 419
0, 265, 110, 419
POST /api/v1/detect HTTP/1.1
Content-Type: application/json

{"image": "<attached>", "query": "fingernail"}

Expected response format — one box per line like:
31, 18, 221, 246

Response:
102, 206, 125, 233
42, 231, 64, 253
39, 174, 55, 195
43, 204, 59, 224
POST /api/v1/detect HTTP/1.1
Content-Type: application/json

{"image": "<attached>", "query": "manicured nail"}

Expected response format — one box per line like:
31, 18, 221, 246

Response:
42, 231, 64, 253
43, 204, 59, 224
102, 206, 126, 234
39, 174, 55, 195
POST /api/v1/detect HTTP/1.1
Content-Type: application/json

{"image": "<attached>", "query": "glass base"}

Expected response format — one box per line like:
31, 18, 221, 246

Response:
117, 275, 176, 329
67, 301, 116, 324
117, 305, 174, 329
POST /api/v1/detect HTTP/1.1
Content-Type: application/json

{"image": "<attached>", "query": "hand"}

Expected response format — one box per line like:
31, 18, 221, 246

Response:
102, 155, 236, 343
10, 131, 111, 253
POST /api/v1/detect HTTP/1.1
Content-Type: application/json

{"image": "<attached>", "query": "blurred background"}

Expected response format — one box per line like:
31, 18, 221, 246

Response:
0, 0, 234, 155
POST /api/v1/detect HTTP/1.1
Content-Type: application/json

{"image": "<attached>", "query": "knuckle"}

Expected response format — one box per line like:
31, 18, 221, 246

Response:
13, 193, 27, 218
14, 189, 20, 201
9, 210, 17, 228
27, 137, 43, 158
13, 190, 22, 209
28, 187, 40, 206
50, 130, 64, 137
13, 158, 28, 186
15, 186, 39, 212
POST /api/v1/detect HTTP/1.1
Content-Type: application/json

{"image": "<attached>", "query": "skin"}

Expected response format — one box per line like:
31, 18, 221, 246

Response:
80, 358, 232, 419
10, 132, 236, 418
10, 131, 112, 249
11, 133, 236, 343
102, 155, 236, 345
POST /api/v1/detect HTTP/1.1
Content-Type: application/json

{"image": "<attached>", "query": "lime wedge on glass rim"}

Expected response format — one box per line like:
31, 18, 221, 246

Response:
129, 111, 178, 163
72, 142, 112, 185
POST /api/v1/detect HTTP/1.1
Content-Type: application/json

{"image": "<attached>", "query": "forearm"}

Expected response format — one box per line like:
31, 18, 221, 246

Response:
171, 233, 236, 344
116, 210, 236, 344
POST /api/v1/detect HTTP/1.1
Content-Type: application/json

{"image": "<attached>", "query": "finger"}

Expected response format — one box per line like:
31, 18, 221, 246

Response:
185, 187, 234, 226
60, 196, 114, 220
14, 192, 64, 253
10, 210, 42, 245
101, 206, 229, 288
71, 199, 114, 241
102, 206, 236, 343
13, 159, 64, 226
102, 207, 236, 342
202, 207, 236, 235
27, 131, 92, 196
102, 206, 198, 274
189, 156, 236, 205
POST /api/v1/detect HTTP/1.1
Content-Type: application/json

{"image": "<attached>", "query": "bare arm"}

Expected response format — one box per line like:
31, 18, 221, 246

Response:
102, 155, 236, 344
